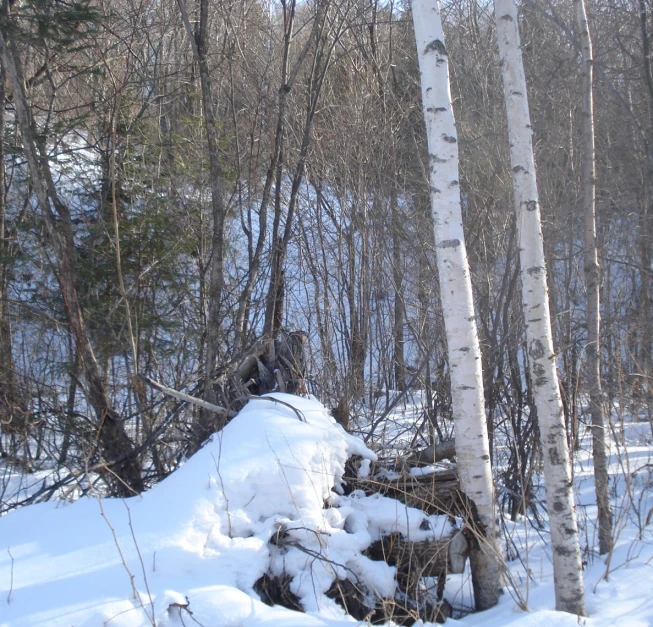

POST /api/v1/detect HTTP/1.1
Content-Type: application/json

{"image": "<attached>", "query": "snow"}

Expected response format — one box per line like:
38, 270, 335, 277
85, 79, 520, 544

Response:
0, 394, 448, 626
445, 417, 653, 627
1, 394, 653, 627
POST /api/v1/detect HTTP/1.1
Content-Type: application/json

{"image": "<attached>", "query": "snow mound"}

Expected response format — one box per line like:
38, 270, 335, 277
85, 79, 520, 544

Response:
0, 393, 452, 626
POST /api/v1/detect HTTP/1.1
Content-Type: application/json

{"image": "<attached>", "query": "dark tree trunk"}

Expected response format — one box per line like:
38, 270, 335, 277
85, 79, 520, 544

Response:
0, 23, 143, 495
176, 0, 228, 440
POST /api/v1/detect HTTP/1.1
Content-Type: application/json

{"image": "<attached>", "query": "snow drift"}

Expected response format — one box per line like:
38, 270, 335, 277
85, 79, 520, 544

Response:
0, 393, 454, 626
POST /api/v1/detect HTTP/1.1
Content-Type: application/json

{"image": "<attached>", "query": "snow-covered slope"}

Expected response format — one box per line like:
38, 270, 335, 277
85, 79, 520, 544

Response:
0, 394, 452, 626
2, 395, 653, 627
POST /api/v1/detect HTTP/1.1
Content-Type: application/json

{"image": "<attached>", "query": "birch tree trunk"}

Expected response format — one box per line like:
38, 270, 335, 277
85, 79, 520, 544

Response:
494, 0, 586, 614
575, 0, 613, 556
411, 0, 502, 610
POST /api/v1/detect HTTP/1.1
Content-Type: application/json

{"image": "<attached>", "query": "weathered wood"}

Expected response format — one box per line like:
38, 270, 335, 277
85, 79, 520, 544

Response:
326, 575, 452, 624
408, 439, 455, 466
144, 331, 310, 452
273, 331, 308, 395
366, 529, 468, 579
331, 397, 350, 432
347, 461, 460, 516
210, 331, 308, 400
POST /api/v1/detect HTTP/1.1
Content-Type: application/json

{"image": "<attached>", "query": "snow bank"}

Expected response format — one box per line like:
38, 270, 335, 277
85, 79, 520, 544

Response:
0, 393, 452, 626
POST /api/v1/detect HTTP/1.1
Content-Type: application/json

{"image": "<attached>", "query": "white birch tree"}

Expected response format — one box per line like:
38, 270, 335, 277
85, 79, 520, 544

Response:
411, 0, 502, 610
494, 0, 586, 614
574, 0, 613, 557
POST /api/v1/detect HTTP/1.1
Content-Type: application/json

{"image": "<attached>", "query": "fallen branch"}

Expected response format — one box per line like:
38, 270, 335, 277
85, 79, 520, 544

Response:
248, 396, 306, 422
138, 375, 236, 418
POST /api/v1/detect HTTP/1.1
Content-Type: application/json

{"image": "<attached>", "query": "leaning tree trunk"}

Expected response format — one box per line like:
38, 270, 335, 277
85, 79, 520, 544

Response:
575, 0, 613, 556
495, 0, 586, 615
411, 0, 503, 611
0, 28, 143, 496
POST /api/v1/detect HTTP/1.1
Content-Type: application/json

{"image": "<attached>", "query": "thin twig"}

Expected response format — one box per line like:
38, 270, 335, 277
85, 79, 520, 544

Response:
6, 547, 13, 604
123, 501, 156, 625
247, 395, 306, 422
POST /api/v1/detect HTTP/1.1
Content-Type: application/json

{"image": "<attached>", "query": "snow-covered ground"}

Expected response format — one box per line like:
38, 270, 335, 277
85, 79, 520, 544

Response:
0, 395, 652, 626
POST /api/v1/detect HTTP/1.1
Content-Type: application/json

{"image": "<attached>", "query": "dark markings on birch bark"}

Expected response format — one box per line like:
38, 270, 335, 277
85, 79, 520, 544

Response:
532, 363, 547, 385
424, 39, 447, 55
529, 339, 545, 359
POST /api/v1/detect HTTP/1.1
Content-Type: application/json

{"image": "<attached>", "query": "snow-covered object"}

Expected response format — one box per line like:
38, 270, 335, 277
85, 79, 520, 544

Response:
0, 394, 453, 626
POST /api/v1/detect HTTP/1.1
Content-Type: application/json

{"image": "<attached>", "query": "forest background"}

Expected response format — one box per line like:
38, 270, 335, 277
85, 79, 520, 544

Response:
0, 0, 652, 540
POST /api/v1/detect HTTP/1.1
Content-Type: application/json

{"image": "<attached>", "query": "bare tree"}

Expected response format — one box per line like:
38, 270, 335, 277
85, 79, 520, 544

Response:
574, 0, 612, 556
412, 0, 502, 610
495, 0, 586, 614
176, 0, 228, 442
0, 66, 22, 434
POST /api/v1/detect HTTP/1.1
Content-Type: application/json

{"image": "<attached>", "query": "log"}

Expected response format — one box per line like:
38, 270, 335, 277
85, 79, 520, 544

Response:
366, 529, 468, 579
347, 462, 461, 516
408, 439, 455, 466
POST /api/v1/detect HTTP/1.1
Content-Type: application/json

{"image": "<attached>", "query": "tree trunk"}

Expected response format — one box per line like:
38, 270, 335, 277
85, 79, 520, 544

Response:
0, 65, 20, 433
575, 0, 613, 555
639, 0, 653, 427
411, 0, 503, 611
263, 1, 332, 343
176, 0, 227, 442
0, 25, 143, 496
391, 192, 406, 391
495, 0, 586, 614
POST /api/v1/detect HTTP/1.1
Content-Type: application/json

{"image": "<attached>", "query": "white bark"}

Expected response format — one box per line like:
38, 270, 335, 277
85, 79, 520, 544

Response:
494, 0, 586, 615
412, 0, 502, 610
574, 0, 613, 556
